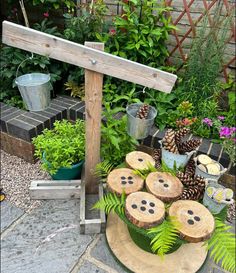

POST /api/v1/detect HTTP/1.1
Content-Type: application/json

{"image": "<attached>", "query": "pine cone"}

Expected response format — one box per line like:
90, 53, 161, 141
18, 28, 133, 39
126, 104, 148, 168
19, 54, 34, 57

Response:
176, 171, 194, 187
153, 149, 161, 169
136, 104, 149, 119
175, 128, 190, 145
179, 186, 204, 201
193, 175, 206, 190
185, 158, 196, 177
162, 129, 179, 154
178, 139, 202, 154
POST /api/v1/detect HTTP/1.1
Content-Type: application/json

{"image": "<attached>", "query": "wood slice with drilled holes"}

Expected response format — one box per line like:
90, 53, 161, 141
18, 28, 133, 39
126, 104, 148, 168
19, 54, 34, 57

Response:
125, 191, 165, 229
125, 151, 155, 170
146, 172, 183, 202
107, 168, 144, 195
169, 200, 215, 243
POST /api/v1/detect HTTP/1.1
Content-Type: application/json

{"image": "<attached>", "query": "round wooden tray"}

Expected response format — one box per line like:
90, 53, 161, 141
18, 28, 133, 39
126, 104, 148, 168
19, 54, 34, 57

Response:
106, 213, 208, 273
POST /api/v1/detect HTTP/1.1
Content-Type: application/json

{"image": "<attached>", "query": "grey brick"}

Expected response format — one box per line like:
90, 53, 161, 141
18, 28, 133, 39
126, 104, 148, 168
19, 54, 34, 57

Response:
210, 143, 223, 161
15, 116, 44, 135
49, 103, 67, 119
44, 107, 62, 121
7, 119, 36, 141
69, 102, 85, 121
77, 105, 85, 120
143, 135, 153, 147
0, 110, 25, 133
34, 111, 56, 128
0, 103, 10, 112
1, 107, 21, 118
197, 139, 212, 155
56, 95, 80, 107
22, 112, 51, 129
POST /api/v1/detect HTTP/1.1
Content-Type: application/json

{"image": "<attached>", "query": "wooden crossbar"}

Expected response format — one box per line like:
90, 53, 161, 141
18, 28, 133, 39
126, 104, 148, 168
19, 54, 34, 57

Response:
2, 21, 177, 93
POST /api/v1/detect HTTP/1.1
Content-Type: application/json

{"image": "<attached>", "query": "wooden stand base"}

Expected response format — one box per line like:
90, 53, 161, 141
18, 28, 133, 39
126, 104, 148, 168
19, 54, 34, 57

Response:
106, 213, 208, 273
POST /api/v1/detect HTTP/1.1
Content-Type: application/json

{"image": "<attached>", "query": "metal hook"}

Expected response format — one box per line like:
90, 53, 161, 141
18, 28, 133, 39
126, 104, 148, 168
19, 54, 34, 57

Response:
142, 86, 147, 93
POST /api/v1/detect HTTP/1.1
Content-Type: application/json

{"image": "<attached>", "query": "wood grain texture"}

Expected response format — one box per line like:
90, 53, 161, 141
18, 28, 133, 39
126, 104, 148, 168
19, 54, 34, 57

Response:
84, 42, 104, 194
2, 21, 177, 92
168, 200, 215, 243
106, 213, 208, 273
146, 172, 183, 202
107, 168, 144, 195
125, 151, 155, 170
125, 191, 165, 229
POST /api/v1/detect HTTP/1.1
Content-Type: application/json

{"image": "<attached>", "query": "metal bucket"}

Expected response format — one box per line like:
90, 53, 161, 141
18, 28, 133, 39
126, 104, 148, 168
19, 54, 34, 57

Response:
15, 73, 52, 111
159, 140, 195, 169
126, 103, 157, 139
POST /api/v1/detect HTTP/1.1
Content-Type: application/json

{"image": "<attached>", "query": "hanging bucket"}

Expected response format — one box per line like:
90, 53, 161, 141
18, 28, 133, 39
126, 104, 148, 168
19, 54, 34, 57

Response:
126, 103, 157, 139
15, 73, 52, 111
159, 140, 195, 169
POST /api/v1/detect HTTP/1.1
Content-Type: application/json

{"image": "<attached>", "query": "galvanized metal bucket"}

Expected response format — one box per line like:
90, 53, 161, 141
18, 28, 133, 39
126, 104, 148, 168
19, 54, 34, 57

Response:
159, 140, 196, 169
126, 103, 157, 139
193, 157, 227, 182
15, 73, 52, 111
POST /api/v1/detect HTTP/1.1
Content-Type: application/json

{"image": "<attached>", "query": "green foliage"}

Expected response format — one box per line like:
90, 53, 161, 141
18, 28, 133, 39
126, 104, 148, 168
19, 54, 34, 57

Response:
206, 218, 236, 272
64, 81, 85, 100
182, 3, 233, 104
32, 0, 75, 11
148, 217, 181, 256
159, 160, 184, 176
101, 106, 138, 166
94, 160, 114, 183
32, 120, 85, 174
92, 192, 126, 215
96, 0, 175, 66
133, 163, 157, 179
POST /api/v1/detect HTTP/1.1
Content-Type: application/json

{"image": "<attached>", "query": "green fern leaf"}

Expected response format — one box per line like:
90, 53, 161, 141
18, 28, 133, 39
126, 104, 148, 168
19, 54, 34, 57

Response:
92, 192, 125, 216
133, 163, 157, 179
147, 216, 180, 257
205, 218, 236, 273
94, 160, 114, 183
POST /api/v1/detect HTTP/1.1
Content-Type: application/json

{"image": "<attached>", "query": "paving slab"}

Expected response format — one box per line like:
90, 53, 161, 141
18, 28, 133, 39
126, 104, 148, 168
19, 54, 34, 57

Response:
91, 235, 128, 273
1, 201, 24, 232
1, 200, 93, 273
76, 260, 107, 273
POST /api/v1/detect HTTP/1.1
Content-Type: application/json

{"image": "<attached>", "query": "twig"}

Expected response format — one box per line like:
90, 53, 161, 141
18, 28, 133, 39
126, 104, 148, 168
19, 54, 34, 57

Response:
19, 0, 29, 27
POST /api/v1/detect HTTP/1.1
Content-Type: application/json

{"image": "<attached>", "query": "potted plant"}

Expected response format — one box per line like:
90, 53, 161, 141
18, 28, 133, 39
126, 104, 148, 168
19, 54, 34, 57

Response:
32, 119, 85, 180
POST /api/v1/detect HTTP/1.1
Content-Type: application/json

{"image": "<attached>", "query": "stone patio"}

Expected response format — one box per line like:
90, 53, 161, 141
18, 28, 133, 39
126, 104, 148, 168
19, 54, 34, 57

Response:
1, 199, 234, 273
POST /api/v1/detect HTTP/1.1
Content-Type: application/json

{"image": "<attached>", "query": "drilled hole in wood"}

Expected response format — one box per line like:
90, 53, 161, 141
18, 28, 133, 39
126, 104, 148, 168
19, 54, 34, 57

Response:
149, 209, 154, 214
187, 210, 194, 215
187, 219, 194, 225
163, 184, 169, 188
121, 180, 127, 185
128, 181, 134, 184
194, 216, 201, 222
159, 179, 164, 183
149, 202, 155, 207
138, 158, 143, 162
140, 206, 146, 211
132, 204, 137, 209
141, 200, 147, 204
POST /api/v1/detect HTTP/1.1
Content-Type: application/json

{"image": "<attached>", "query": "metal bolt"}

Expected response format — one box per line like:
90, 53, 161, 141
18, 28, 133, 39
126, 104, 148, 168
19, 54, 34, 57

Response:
91, 59, 97, 65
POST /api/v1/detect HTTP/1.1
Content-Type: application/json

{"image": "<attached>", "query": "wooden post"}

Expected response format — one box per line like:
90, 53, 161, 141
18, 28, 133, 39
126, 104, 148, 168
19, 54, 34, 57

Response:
84, 42, 104, 194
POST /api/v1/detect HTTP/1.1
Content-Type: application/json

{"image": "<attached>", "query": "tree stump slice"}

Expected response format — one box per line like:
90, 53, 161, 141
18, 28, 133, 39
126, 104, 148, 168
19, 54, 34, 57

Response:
106, 213, 208, 273
126, 151, 155, 170
169, 200, 215, 243
107, 168, 144, 195
146, 172, 183, 202
125, 191, 165, 229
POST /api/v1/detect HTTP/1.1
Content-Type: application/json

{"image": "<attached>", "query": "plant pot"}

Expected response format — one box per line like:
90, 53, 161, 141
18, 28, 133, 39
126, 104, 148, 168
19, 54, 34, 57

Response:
159, 140, 195, 169
42, 152, 84, 180
15, 73, 52, 111
203, 181, 227, 214
194, 158, 227, 182
126, 103, 157, 139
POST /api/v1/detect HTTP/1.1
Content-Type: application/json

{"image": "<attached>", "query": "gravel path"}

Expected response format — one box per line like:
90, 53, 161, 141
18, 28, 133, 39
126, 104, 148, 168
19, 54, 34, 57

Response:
1, 150, 51, 212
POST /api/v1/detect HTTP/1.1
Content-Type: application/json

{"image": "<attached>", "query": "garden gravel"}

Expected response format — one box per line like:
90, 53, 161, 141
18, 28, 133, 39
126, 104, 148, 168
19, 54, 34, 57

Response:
0, 150, 51, 212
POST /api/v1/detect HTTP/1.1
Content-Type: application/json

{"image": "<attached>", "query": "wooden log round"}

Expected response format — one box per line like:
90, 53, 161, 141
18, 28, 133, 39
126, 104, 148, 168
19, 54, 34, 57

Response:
125, 191, 165, 229
146, 172, 183, 202
126, 151, 155, 170
107, 168, 144, 195
106, 213, 208, 273
168, 200, 215, 243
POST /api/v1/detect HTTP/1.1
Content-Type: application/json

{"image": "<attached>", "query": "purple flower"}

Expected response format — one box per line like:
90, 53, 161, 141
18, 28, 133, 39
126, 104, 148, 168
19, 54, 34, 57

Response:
202, 118, 213, 127
217, 116, 225, 121
220, 127, 232, 138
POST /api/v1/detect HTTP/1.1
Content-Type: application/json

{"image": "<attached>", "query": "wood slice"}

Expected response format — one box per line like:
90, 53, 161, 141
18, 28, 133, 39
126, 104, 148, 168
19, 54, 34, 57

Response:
126, 151, 155, 170
107, 168, 144, 195
146, 172, 183, 202
169, 200, 215, 243
197, 154, 212, 165
125, 191, 165, 229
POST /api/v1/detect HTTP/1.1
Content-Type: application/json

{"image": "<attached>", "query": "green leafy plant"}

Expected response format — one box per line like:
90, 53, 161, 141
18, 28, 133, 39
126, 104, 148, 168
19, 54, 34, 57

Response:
32, 0, 75, 11
133, 163, 157, 180
96, 0, 175, 67
32, 120, 85, 174
94, 160, 114, 183
148, 217, 181, 257
101, 106, 138, 166
92, 192, 125, 215
205, 218, 236, 272
64, 81, 85, 100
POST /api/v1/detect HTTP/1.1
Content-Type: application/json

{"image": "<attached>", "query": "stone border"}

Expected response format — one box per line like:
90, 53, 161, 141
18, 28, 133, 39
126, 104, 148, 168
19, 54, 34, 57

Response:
0, 96, 234, 175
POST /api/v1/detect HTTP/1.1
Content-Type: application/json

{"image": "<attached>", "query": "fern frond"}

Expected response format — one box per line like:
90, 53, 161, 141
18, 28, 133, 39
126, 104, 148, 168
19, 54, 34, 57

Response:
147, 216, 180, 257
94, 160, 114, 183
159, 160, 184, 176
133, 163, 157, 179
205, 218, 236, 273
92, 192, 125, 215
